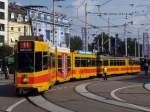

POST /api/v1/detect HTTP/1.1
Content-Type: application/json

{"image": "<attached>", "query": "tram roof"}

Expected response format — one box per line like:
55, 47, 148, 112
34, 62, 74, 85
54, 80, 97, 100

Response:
19, 36, 45, 41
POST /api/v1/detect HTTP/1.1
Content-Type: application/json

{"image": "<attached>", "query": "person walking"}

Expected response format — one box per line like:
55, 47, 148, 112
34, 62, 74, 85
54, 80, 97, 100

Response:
103, 67, 108, 80
3, 65, 9, 79
144, 63, 149, 75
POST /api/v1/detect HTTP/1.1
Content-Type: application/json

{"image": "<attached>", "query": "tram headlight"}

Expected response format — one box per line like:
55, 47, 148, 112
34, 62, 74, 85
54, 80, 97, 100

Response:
22, 75, 29, 84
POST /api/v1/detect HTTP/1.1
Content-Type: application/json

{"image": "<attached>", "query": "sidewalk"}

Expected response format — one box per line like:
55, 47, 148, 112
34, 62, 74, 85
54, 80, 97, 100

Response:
0, 73, 14, 84
144, 83, 150, 91
142, 71, 150, 91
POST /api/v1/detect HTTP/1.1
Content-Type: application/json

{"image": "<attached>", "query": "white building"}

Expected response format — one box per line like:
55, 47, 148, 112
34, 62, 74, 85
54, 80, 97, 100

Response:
0, 0, 8, 45
26, 7, 71, 48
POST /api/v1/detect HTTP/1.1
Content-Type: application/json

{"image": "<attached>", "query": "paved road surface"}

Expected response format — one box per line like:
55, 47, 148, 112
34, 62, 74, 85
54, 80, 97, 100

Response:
0, 72, 149, 112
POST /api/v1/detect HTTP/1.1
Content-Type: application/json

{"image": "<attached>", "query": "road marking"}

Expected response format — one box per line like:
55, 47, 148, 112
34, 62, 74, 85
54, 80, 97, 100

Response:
6, 99, 26, 112
28, 95, 74, 112
76, 83, 150, 112
111, 85, 141, 102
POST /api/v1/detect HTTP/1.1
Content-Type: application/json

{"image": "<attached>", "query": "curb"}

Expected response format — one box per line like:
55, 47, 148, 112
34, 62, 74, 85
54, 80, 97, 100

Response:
144, 83, 150, 92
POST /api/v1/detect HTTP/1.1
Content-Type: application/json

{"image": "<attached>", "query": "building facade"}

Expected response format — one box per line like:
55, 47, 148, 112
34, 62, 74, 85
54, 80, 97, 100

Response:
54, 12, 71, 47
0, 0, 8, 45
8, 3, 31, 46
26, 6, 71, 47
26, 6, 51, 43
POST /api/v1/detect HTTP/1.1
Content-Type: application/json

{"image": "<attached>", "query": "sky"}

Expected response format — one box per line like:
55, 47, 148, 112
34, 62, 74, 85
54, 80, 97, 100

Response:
10, 0, 150, 39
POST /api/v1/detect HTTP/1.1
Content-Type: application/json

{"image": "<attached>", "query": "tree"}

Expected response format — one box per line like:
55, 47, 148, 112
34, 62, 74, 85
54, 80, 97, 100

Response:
0, 45, 13, 59
127, 38, 135, 56
70, 36, 82, 51
92, 32, 110, 54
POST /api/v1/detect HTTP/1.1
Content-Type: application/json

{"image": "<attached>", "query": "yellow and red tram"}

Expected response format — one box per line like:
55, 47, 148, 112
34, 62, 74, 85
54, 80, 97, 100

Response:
72, 52, 97, 79
16, 41, 51, 94
15, 40, 141, 95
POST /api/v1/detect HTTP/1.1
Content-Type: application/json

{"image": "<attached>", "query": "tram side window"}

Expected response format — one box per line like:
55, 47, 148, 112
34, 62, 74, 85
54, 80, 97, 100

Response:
58, 56, 62, 68
122, 60, 125, 65
97, 60, 102, 66
43, 52, 48, 70
81, 58, 87, 67
117, 60, 119, 66
49, 54, 52, 68
129, 60, 132, 65
52, 54, 55, 67
75, 57, 80, 67
103, 60, 108, 66
119, 60, 121, 66
87, 58, 91, 67
35, 52, 42, 72
110, 60, 113, 66
136, 61, 140, 65
97, 60, 100, 66
49, 53, 55, 68
67, 56, 71, 67
92, 59, 96, 66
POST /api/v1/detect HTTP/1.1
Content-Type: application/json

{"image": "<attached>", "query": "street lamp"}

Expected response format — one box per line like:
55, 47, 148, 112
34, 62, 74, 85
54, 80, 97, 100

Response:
52, 0, 65, 46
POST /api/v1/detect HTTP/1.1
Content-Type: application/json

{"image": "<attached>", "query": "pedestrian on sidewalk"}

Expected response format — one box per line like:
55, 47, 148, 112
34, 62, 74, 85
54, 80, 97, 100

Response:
144, 63, 149, 75
2, 58, 9, 79
103, 67, 108, 80
3, 65, 9, 79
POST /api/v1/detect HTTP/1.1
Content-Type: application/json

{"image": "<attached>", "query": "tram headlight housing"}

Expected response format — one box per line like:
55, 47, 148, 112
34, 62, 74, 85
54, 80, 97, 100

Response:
22, 75, 29, 84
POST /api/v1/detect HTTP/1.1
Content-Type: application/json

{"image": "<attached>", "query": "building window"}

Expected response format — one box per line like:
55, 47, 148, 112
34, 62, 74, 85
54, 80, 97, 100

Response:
0, 12, 4, 19
11, 38, 13, 42
38, 13, 41, 19
0, 35, 4, 43
17, 14, 23, 22
34, 28, 36, 31
25, 16, 29, 22
11, 13, 15, 19
0, 1, 5, 9
18, 27, 21, 32
24, 26, 27, 36
11, 27, 14, 31
0, 24, 4, 31
41, 13, 44, 20
44, 14, 47, 20
47, 15, 50, 21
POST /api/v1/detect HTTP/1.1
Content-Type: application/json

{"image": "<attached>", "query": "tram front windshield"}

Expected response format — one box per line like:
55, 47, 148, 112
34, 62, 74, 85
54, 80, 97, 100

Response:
17, 52, 34, 72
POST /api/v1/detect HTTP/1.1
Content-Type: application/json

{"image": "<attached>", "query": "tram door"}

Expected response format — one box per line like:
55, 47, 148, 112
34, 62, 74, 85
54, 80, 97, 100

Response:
49, 53, 56, 84
62, 53, 67, 80
57, 53, 71, 82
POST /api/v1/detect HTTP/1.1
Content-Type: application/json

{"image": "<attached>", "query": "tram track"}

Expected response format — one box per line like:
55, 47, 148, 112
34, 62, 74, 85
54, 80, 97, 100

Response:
4, 77, 149, 112
28, 94, 75, 112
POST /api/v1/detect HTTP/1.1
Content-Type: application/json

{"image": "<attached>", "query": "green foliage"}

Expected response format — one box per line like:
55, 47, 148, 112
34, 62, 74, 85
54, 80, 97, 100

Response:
70, 36, 82, 51
91, 32, 141, 56
0, 45, 13, 59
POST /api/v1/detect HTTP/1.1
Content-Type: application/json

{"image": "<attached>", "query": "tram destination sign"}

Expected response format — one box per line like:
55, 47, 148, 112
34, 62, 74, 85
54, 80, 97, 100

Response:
18, 41, 34, 52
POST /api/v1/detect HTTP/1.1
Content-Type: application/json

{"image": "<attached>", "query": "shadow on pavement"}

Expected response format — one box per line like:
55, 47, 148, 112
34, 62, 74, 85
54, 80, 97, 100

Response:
0, 74, 16, 97
0, 83, 16, 97
115, 72, 150, 84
